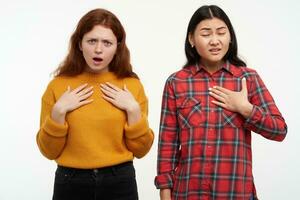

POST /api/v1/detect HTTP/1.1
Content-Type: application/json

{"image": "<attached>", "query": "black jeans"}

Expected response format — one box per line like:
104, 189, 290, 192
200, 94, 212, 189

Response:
52, 161, 138, 200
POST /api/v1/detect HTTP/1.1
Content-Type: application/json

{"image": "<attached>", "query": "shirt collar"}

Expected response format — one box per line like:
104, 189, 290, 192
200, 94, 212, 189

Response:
188, 61, 241, 77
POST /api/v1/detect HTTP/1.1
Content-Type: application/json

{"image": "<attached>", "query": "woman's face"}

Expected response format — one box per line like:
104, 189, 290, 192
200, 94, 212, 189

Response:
189, 17, 231, 67
80, 25, 118, 73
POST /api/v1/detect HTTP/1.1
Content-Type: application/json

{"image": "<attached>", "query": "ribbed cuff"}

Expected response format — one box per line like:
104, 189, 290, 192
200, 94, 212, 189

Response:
42, 116, 68, 137
124, 114, 149, 139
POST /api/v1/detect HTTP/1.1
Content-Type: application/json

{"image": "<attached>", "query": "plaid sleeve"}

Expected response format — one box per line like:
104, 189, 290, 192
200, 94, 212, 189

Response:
155, 77, 180, 189
244, 72, 287, 141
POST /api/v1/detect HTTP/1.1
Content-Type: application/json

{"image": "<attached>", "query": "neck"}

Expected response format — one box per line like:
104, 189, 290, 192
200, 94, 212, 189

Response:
200, 60, 224, 74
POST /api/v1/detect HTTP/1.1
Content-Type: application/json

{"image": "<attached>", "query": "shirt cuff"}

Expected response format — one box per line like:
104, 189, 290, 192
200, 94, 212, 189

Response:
124, 114, 149, 139
244, 106, 263, 127
42, 115, 68, 137
155, 173, 173, 189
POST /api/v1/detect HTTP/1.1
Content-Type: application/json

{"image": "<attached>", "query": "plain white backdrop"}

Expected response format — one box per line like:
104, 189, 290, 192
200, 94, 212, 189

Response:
1, 0, 299, 199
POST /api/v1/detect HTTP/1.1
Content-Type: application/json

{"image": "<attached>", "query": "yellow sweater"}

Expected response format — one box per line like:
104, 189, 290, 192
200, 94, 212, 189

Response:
36, 71, 154, 169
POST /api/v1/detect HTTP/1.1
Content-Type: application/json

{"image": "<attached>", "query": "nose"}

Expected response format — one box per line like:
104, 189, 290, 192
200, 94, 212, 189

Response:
95, 43, 102, 54
209, 35, 220, 46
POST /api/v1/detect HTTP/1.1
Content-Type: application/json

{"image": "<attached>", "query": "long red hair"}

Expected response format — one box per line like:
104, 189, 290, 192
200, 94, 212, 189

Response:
54, 8, 138, 79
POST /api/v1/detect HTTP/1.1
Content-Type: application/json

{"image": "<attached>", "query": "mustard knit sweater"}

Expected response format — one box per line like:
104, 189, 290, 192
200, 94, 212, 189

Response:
36, 71, 154, 169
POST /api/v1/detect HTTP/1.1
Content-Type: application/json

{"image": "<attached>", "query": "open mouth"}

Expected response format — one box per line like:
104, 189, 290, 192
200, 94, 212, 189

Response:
93, 57, 103, 62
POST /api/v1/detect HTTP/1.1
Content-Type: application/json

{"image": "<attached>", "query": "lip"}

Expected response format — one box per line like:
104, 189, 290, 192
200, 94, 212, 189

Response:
209, 48, 221, 55
92, 57, 103, 65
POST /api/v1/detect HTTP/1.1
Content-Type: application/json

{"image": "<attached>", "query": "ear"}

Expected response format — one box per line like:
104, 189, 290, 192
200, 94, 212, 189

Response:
79, 42, 82, 51
188, 33, 194, 47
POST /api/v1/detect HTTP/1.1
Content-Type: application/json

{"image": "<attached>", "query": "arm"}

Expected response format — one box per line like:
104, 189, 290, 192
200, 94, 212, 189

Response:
36, 83, 94, 159
123, 84, 154, 158
155, 78, 180, 193
244, 73, 287, 141
209, 74, 287, 141
100, 82, 154, 158
36, 90, 68, 160
160, 188, 172, 200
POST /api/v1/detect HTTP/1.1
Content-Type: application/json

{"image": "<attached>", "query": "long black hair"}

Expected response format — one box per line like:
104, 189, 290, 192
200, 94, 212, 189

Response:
184, 5, 246, 67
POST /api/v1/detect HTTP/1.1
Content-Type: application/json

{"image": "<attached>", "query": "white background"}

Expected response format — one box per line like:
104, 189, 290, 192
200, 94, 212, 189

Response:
1, 0, 299, 199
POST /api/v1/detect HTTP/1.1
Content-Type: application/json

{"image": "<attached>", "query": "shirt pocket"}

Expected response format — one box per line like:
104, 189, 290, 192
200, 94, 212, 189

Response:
221, 109, 245, 128
176, 97, 204, 129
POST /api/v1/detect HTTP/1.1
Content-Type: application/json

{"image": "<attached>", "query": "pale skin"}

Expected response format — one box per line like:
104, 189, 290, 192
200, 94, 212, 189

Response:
51, 24, 141, 125
160, 18, 253, 200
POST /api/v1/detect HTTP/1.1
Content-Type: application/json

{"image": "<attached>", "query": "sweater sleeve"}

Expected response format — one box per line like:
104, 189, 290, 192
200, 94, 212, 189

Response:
36, 85, 68, 160
244, 71, 287, 141
124, 81, 154, 159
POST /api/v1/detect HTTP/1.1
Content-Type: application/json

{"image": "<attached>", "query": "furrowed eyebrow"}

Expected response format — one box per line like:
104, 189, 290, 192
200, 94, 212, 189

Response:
86, 37, 98, 40
101, 39, 113, 42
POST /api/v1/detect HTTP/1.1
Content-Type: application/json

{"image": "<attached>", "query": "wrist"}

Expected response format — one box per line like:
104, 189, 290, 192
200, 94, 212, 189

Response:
126, 102, 140, 114
51, 104, 67, 124
238, 102, 253, 118
53, 103, 67, 115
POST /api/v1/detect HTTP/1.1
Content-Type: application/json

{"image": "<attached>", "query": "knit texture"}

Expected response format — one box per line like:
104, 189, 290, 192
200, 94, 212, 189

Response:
37, 71, 154, 168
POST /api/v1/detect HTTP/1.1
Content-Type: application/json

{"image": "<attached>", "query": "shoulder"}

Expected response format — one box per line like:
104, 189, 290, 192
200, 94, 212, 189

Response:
42, 76, 75, 102
122, 77, 146, 96
123, 77, 143, 88
46, 75, 74, 90
165, 67, 192, 84
230, 65, 260, 79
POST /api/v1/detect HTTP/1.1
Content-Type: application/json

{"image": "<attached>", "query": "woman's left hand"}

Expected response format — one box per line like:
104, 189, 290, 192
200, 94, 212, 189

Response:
209, 78, 253, 117
100, 82, 139, 112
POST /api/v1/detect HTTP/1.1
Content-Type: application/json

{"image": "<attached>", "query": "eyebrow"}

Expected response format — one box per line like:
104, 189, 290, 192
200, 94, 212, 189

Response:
200, 26, 227, 31
86, 37, 114, 41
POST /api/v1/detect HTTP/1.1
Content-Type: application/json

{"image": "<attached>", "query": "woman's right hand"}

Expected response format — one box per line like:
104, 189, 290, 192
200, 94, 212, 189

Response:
51, 83, 94, 124
160, 189, 171, 200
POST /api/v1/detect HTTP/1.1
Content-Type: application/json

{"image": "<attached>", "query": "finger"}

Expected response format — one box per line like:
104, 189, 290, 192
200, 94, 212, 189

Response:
78, 99, 94, 107
77, 86, 93, 96
100, 84, 118, 95
123, 84, 129, 92
105, 82, 121, 92
100, 87, 116, 98
64, 86, 71, 94
211, 100, 227, 108
209, 88, 227, 98
213, 86, 231, 95
209, 91, 226, 103
102, 95, 116, 104
79, 90, 94, 101
241, 78, 248, 94
72, 83, 88, 94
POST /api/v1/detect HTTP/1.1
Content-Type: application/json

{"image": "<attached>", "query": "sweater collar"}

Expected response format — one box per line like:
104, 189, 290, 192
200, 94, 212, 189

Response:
78, 71, 118, 83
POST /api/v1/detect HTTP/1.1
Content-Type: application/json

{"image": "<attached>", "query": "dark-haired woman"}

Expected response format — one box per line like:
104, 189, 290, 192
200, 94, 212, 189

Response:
36, 8, 154, 200
155, 5, 287, 200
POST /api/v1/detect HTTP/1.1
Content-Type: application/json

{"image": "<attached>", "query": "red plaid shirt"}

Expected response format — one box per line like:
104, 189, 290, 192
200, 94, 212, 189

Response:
155, 62, 287, 200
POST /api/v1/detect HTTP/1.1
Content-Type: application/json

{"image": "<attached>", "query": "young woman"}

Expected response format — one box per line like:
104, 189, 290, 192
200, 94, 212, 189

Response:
36, 8, 154, 200
155, 5, 287, 200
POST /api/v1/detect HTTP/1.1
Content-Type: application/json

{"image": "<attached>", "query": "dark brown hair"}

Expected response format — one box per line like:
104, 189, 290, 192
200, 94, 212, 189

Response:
54, 8, 138, 78
184, 5, 246, 67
